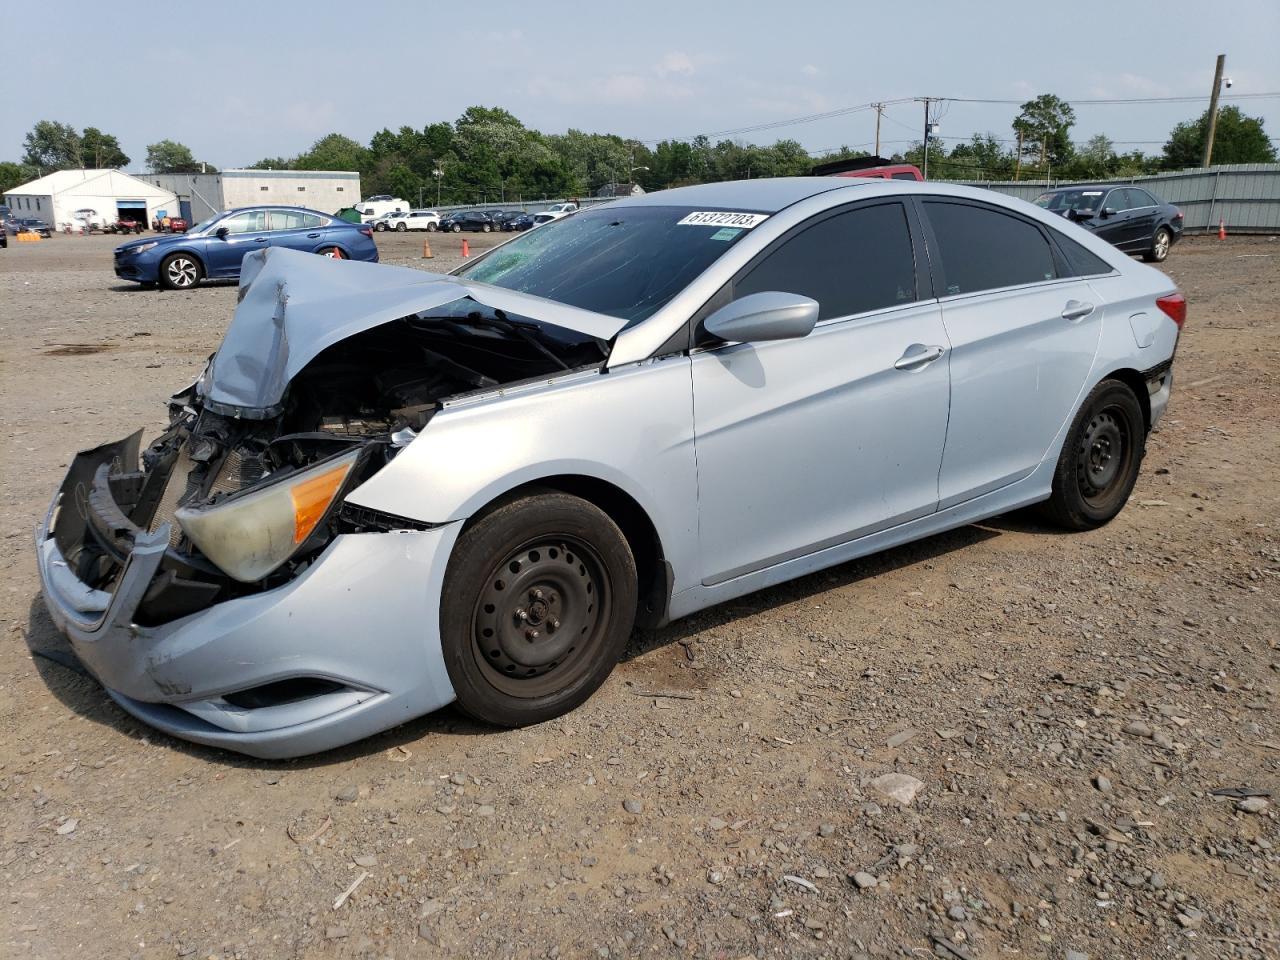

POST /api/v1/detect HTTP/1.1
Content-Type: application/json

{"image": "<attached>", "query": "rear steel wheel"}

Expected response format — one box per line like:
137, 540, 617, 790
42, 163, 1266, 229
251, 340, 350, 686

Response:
441, 491, 637, 726
318, 246, 343, 259
1040, 379, 1144, 530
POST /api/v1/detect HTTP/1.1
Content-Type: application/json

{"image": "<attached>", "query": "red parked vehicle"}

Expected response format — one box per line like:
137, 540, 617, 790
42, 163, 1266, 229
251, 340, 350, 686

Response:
811, 156, 924, 181
104, 218, 146, 235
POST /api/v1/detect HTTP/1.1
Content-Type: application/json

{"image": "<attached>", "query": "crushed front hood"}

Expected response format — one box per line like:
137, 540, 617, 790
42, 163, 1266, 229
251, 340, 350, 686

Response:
203, 247, 628, 417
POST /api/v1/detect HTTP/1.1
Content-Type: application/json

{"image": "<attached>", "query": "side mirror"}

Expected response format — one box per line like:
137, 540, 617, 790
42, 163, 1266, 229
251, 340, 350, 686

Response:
704, 291, 819, 344
1100, 207, 1116, 219
215, 226, 229, 239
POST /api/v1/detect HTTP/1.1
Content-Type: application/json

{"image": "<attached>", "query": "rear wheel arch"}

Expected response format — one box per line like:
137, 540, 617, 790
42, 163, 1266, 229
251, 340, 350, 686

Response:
459, 475, 672, 629
1099, 367, 1151, 435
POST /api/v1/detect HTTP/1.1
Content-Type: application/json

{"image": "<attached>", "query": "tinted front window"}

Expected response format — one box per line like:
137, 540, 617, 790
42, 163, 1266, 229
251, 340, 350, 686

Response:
456, 205, 758, 325
1106, 189, 1132, 211
734, 202, 917, 320
924, 201, 1056, 295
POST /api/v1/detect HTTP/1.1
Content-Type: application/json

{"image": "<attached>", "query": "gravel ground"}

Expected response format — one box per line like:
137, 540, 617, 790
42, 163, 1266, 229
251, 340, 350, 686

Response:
0, 230, 1277, 960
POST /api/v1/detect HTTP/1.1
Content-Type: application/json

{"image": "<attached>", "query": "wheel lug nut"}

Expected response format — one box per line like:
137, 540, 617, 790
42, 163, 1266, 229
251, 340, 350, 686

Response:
532, 588, 544, 601
515, 608, 528, 621
526, 629, 539, 641
549, 618, 560, 630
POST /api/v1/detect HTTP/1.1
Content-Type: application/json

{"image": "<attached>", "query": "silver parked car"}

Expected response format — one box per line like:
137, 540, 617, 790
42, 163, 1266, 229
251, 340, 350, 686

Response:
35, 178, 1186, 758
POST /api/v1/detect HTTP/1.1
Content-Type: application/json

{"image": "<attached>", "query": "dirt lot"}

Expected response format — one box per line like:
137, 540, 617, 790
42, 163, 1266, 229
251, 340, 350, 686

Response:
1, 230, 1277, 960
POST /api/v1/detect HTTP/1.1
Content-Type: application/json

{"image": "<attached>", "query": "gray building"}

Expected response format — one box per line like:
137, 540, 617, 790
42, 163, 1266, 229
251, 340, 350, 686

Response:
142, 169, 362, 223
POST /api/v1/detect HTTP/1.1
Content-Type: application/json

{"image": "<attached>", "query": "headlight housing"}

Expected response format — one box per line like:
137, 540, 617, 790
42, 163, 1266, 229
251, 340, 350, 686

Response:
129, 241, 158, 255
175, 450, 358, 582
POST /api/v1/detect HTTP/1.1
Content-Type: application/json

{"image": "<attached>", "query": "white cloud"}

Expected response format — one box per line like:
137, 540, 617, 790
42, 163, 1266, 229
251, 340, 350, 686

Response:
655, 51, 695, 78
801, 64, 819, 77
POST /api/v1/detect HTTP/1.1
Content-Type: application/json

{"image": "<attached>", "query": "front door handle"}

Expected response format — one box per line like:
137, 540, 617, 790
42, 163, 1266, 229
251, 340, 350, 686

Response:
1062, 300, 1094, 322
253, 236, 268, 243
893, 344, 946, 370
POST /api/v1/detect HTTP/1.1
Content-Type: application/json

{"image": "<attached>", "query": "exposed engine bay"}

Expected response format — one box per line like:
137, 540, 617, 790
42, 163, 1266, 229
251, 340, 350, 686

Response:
60, 306, 606, 626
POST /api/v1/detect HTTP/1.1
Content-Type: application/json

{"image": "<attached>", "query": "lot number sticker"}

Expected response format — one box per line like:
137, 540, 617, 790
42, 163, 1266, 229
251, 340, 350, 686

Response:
678, 211, 769, 228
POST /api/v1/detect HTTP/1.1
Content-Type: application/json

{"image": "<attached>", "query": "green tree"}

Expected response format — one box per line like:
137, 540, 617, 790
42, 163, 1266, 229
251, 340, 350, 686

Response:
21, 120, 83, 171
81, 127, 129, 168
146, 139, 202, 173
0, 161, 38, 193
294, 133, 370, 174
1163, 105, 1277, 168
1012, 94, 1076, 168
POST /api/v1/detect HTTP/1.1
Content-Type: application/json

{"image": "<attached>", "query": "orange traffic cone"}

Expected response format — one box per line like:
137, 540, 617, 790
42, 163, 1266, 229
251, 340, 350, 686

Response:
1217, 218, 1226, 240
462, 239, 470, 258
422, 238, 433, 259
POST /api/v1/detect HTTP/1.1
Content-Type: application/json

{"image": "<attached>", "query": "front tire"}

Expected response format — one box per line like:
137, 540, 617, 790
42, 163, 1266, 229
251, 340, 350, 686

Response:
1144, 226, 1172, 263
427, 222, 437, 232
482, 223, 492, 232
1040, 379, 1145, 530
451, 223, 461, 233
396, 221, 407, 232
440, 491, 638, 727
158, 253, 202, 290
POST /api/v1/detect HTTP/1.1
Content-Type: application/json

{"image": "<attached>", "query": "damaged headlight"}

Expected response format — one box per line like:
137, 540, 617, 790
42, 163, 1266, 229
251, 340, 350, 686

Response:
175, 450, 358, 582
128, 241, 158, 255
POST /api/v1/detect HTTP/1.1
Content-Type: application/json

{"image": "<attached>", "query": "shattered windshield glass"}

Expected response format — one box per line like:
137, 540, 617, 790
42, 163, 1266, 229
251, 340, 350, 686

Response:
454, 205, 763, 326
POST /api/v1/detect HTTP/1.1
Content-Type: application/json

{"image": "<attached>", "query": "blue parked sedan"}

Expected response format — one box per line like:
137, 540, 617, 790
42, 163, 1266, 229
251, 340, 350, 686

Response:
113, 206, 379, 289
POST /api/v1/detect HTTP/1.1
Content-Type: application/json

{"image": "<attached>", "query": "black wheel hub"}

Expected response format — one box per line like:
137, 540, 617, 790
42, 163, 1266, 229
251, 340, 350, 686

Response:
1078, 410, 1126, 498
474, 540, 602, 684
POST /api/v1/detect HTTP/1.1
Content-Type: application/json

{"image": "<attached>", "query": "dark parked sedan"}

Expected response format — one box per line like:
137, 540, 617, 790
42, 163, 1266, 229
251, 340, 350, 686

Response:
440, 210, 498, 233
113, 206, 378, 289
503, 213, 535, 231
1034, 185, 1182, 262
10, 217, 54, 237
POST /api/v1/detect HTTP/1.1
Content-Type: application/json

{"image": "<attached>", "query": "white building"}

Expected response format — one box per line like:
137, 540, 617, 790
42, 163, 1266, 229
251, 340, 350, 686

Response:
221, 169, 360, 213
3, 169, 178, 230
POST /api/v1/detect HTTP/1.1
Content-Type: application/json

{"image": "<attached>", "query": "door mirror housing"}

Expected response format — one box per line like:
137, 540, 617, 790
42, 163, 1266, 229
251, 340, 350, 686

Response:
215, 226, 229, 239
704, 291, 819, 344
1100, 207, 1117, 219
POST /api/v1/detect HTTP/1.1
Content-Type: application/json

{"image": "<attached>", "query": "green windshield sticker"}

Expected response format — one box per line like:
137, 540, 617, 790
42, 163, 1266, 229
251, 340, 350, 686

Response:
710, 227, 742, 241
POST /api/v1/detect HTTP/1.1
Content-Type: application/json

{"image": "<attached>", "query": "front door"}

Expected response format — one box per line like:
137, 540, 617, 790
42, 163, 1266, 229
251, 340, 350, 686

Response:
918, 198, 1103, 507
691, 200, 950, 585
205, 210, 271, 277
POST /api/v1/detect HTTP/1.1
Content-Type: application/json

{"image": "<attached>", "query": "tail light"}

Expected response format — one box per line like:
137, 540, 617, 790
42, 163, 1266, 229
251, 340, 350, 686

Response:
1172, 207, 1184, 221
1156, 292, 1187, 330
359, 227, 373, 238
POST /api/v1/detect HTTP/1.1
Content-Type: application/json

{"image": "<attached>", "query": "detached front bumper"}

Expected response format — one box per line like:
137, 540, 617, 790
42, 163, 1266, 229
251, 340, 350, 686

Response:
35, 436, 461, 759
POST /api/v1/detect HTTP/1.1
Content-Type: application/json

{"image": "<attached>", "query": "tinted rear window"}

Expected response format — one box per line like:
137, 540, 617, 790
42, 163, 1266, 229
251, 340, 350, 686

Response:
1052, 231, 1114, 277
734, 202, 917, 320
923, 201, 1056, 295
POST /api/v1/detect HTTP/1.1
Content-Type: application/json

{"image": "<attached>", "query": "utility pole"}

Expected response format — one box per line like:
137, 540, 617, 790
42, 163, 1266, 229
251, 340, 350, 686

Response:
1014, 128, 1024, 181
873, 102, 884, 156
1202, 53, 1226, 168
921, 98, 932, 179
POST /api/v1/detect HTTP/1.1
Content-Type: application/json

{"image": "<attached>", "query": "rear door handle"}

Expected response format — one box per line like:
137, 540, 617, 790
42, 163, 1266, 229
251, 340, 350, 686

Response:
307, 232, 321, 238
253, 236, 268, 243
894, 344, 946, 370
1062, 300, 1094, 322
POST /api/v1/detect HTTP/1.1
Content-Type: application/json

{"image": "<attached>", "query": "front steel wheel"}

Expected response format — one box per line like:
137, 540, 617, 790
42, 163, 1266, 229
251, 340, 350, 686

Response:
1041, 380, 1144, 530
159, 253, 201, 290
441, 491, 637, 726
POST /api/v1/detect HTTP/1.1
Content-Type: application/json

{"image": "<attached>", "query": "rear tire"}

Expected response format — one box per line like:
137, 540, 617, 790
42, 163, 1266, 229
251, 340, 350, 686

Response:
1040, 379, 1145, 530
1143, 226, 1172, 263
440, 491, 638, 727
451, 223, 461, 233
396, 221, 407, 232
158, 253, 202, 290
317, 246, 343, 259
427, 222, 437, 232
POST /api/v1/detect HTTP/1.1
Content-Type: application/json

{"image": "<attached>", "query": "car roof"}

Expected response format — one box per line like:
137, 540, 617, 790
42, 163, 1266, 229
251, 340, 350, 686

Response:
607, 176, 871, 213
224, 205, 334, 216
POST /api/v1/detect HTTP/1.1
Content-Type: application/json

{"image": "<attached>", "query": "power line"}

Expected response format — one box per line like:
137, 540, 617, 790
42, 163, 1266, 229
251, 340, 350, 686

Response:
648, 91, 1280, 145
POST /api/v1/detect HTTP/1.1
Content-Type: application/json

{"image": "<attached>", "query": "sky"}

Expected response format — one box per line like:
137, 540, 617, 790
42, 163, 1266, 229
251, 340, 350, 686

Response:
2, 0, 1278, 169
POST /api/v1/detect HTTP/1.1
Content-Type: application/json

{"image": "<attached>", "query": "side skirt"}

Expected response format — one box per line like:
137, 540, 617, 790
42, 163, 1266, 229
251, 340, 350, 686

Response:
666, 458, 1056, 622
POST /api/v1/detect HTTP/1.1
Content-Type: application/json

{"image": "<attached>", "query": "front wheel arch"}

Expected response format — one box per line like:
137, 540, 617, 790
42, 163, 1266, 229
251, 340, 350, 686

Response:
460, 475, 671, 629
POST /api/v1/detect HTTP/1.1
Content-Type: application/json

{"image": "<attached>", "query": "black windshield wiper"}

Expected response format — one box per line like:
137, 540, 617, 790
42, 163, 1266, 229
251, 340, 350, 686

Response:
465, 312, 573, 371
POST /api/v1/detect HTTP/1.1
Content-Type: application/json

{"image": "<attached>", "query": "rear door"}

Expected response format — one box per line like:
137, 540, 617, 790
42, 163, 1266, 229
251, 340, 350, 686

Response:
1125, 188, 1159, 249
919, 198, 1102, 507
266, 209, 327, 252
690, 200, 951, 584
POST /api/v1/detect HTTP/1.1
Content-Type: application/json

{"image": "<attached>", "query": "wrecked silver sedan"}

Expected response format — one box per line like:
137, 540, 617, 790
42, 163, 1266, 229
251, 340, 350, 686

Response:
36, 179, 1183, 757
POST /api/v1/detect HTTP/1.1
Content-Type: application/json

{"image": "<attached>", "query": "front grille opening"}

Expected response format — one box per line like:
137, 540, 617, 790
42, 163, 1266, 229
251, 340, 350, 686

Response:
222, 678, 345, 710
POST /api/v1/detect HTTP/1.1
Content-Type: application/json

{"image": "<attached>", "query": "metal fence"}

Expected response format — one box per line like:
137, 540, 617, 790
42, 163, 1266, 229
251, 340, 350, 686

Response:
954, 163, 1280, 234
